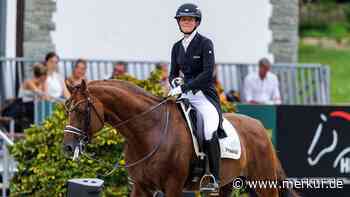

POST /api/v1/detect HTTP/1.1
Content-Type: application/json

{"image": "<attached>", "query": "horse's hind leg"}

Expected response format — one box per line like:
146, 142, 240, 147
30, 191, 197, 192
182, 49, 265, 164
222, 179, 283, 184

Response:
130, 183, 153, 197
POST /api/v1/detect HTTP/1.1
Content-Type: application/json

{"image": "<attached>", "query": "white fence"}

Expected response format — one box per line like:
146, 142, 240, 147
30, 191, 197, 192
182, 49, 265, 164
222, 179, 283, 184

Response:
0, 58, 330, 105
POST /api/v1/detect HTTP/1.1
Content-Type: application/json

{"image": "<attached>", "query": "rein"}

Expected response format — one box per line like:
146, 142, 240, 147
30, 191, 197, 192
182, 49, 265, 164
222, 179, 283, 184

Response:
84, 103, 170, 177
112, 97, 170, 129
64, 93, 172, 175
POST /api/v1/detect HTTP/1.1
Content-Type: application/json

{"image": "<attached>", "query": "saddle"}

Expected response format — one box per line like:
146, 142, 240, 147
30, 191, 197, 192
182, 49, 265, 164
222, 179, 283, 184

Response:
176, 97, 242, 184
176, 98, 206, 158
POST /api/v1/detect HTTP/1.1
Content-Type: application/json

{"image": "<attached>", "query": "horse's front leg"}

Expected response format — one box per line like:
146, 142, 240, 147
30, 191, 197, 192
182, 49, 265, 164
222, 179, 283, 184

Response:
130, 183, 153, 197
164, 178, 185, 197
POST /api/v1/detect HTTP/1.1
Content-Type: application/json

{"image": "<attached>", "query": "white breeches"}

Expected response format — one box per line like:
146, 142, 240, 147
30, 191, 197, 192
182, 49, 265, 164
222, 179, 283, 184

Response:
181, 90, 220, 140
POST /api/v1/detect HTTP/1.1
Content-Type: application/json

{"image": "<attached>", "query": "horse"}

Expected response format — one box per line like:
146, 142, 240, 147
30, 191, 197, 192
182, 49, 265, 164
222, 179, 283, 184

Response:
63, 79, 297, 197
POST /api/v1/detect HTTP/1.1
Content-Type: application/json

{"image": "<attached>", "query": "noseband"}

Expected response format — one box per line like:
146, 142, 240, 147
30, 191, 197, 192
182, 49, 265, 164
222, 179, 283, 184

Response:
64, 95, 104, 143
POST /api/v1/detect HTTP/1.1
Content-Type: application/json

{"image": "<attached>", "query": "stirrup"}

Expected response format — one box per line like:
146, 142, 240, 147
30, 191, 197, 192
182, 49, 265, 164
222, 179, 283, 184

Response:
199, 174, 220, 195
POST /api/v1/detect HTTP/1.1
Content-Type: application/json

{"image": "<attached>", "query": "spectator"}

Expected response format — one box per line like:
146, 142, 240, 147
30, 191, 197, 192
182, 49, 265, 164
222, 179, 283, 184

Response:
155, 62, 170, 93
44, 52, 70, 99
18, 64, 48, 100
243, 58, 281, 104
66, 59, 88, 86
17, 64, 49, 127
110, 61, 127, 79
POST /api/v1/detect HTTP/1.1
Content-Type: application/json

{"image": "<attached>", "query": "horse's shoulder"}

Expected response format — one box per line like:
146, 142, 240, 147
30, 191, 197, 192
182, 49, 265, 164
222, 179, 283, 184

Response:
167, 100, 181, 112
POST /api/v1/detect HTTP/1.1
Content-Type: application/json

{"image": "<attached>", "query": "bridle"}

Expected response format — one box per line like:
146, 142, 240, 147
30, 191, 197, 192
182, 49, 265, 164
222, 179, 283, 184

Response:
64, 95, 104, 142
63, 93, 105, 160
63, 91, 171, 169
64, 93, 169, 140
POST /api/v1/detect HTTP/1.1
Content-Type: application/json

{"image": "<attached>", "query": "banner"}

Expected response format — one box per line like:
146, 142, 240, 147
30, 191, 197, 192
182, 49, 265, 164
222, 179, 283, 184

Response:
237, 104, 277, 145
277, 105, 350, 197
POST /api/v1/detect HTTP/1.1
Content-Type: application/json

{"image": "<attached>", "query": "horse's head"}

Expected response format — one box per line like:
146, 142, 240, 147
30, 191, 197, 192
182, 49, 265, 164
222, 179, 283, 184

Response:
63, 80, 105, 160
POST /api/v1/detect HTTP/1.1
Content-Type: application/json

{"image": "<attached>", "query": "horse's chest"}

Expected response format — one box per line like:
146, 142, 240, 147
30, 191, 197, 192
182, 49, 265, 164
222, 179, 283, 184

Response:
128, 162, 163, 189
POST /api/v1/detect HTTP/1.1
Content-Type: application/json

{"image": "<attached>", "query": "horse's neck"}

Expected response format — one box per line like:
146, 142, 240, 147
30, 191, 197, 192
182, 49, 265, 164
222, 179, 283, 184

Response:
90, 84, 163, 147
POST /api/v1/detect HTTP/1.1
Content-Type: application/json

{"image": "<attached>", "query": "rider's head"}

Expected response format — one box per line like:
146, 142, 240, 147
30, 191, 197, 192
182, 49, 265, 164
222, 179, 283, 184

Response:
174, 3, 201, 35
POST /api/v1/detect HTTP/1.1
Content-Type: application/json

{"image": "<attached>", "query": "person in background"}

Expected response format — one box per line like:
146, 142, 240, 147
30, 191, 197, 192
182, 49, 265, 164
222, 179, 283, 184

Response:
44, 52, 70, 99
155, 62, 170, 93
19, 64, 49, 101
110, 61, 127, 79
66, 59, 88, 86
18, 64, 49, 125
243, 58, 281, 104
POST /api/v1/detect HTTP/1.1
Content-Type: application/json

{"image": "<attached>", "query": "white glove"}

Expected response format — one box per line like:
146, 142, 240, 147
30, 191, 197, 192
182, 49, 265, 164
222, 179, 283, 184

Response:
171, 77, 184, 88
168, 86, 183, 97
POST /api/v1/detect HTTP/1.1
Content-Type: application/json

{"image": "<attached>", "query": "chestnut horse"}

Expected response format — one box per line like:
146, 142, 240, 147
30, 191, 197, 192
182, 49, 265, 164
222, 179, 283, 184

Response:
63, 80, 297, 197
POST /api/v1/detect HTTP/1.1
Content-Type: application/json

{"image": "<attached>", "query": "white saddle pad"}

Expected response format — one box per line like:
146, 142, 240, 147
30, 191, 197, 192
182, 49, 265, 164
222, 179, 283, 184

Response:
178, 101, 241, 160
219, 118, 241, 160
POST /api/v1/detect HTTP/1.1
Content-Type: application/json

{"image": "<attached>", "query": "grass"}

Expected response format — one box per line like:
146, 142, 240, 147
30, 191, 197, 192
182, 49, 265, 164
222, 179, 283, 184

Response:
299, 44, 350, 104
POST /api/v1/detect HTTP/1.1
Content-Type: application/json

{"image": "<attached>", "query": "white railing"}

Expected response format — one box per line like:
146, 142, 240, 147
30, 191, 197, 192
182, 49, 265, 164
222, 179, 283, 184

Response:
0, 128, 16, 197
0, 58, 331, 105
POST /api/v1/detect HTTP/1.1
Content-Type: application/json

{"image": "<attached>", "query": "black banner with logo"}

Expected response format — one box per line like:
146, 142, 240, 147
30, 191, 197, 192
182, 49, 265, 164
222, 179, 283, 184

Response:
277, 105, 350, 197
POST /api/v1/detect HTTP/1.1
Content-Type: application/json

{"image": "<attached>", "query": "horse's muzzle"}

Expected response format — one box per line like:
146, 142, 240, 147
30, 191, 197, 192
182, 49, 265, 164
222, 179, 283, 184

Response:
63, 142, 82, 161
63, 144, 74, 154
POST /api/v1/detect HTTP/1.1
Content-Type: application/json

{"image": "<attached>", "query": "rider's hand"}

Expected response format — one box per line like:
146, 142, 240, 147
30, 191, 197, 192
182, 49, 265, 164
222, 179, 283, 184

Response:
171, 77, 184, 88
168, 86, 183, 97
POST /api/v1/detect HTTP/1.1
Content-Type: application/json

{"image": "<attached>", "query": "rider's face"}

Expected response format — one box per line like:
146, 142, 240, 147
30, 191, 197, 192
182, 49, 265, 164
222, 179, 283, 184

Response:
179, 16, 197, 34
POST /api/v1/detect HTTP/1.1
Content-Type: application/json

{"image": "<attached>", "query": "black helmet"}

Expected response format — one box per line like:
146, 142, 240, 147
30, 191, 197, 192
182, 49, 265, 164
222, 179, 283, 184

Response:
174, 3, 202, 24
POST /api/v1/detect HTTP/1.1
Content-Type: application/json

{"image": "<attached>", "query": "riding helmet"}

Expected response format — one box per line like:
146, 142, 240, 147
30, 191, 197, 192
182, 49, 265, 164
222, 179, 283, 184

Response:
174, 3, 202, 24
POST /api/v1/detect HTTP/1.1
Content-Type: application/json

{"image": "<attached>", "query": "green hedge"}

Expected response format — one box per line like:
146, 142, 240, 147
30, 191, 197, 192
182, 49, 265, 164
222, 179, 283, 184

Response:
300, 3, 350, 40
9, 69, 235, 196
9, 104, 129, 196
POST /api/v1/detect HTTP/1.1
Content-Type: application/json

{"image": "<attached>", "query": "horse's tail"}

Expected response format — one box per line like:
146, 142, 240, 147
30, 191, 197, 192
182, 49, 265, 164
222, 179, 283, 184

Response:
274, 153, 300, 197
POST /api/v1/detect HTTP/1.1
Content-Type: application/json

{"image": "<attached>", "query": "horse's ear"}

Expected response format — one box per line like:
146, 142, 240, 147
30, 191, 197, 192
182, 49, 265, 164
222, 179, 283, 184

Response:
80, 79, 87, 92
65, 80, 75, 94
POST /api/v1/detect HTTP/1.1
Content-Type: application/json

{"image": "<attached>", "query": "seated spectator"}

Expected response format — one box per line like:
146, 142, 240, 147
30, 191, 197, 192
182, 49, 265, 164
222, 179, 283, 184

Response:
18, 64, 48, 101
44, 52, 70, 99
14, 64, 48, 129
66, 59, 88, 86
155, 62, 170, 93
110, 61, 127, 79
243, 58, 281, 104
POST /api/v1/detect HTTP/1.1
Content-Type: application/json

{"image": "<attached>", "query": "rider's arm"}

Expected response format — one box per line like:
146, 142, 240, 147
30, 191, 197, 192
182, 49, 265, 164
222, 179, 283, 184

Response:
181, 39, 215, 93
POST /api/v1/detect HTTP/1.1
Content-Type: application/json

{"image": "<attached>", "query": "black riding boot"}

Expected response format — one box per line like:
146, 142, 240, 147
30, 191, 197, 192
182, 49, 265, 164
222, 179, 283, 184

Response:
207, 132, 221, 191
